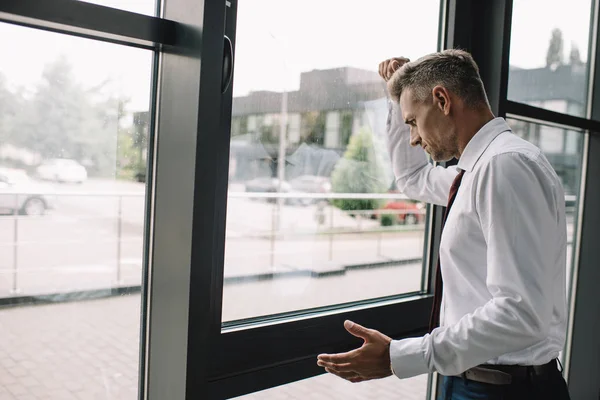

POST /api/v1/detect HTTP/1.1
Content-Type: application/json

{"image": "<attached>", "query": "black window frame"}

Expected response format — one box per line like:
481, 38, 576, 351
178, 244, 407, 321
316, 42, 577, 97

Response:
195, 1, 445, 397
4, 0, 600, 399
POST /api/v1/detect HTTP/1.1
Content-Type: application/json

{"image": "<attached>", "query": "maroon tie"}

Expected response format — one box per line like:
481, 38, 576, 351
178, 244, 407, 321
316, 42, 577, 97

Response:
429, 169, 465, 333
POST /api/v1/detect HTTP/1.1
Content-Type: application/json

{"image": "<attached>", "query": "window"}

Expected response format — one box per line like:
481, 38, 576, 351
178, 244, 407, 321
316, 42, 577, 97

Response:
504, 0, 596, 379
9, 1, 600, 399
80, 0, 157, 16
0, 21, 152, 399
507, 0, 593, 117
507, 119, 584, 294
224, 0, 441, 322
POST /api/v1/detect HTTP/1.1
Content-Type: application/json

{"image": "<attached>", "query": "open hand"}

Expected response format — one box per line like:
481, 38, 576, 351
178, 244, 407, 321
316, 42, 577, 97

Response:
317, 320, 393, 383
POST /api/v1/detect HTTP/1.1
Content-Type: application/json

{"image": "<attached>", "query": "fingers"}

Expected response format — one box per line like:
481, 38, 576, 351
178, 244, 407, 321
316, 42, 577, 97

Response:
317, 348, 359, 364
317, 360, 353, 372
348, 376, 366, 383
378, 60, 388, 80
393, 56, 410, 66
379, 57, 410, 81
318, 356, 362, 382
387, 61, 397, 80
324, 367, 367, 383
325, 367, 360, 381
344, 320, 375, 340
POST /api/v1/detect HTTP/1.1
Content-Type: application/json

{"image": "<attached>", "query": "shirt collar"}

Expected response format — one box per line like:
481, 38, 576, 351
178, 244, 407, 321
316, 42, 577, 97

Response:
456, 117, 511, 172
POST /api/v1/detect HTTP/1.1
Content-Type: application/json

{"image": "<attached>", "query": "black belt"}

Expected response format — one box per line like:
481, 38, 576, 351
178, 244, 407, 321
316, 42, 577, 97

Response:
460, 359, 560, 385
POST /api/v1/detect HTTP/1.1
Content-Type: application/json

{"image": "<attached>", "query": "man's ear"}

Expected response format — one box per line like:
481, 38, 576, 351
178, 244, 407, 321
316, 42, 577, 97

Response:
432, 86, 451, 115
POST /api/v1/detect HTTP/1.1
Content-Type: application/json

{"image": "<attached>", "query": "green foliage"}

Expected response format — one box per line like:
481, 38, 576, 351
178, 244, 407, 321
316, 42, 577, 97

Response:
259, 124, 278, 144
116, 129, 139, 179
546, 28, 564, 68
339, 111, 354, 147
0, 56, 140, 178
380, 214, 396, 227
330, 128, 388, 212
302, 111, 326, 145
569, 43, 582, 66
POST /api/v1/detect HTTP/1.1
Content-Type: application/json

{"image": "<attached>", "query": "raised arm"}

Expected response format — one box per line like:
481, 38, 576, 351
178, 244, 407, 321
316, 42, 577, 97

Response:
386, 100, 457, 206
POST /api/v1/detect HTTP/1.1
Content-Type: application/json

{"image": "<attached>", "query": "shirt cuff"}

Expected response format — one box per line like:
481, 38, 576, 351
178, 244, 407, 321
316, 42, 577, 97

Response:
389, 336, 430, 379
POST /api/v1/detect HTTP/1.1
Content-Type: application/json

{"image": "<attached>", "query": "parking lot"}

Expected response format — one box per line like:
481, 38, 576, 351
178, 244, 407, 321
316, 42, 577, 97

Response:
0, 179, 430, 313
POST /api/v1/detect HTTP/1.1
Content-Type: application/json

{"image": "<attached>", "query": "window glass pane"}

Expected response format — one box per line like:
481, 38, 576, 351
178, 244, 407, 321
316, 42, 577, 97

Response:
224, 0, 440, 322
234, 373, 428, 399
0, 22, 152, 399
79, 0, 156, 16
508, 0, 593, 117
507, 119, 583, 299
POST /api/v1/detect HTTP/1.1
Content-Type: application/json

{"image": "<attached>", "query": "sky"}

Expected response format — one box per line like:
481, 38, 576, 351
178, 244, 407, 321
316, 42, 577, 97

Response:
0, 0, 593, 110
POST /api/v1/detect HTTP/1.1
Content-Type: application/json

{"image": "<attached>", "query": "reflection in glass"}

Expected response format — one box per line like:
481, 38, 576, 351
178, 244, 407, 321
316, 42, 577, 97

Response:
0, 23, 152, 399
508, 0, 593, 117
223, 0, 440, 322
507, 119, 584, 295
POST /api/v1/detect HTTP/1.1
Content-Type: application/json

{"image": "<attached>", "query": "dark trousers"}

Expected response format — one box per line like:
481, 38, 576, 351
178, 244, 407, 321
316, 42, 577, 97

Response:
438, 368, 571, 400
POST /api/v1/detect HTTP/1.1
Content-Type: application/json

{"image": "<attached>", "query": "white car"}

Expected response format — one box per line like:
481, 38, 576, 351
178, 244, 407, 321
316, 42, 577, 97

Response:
0, 169, 54, 216
36, 158, 87, 184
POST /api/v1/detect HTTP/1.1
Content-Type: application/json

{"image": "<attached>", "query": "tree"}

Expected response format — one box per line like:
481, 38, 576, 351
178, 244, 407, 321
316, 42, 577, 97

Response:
569, 42, 583, 66
546, 28, 564, 68
0, 74, 16, 144
131, 111, 150, 178
13, 56, 121, 177
115, 98, 139, 179
330, 128, 388, 212
301, 111, 326, 145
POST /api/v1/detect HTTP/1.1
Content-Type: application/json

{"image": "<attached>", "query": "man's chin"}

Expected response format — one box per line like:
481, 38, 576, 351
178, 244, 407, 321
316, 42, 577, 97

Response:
430, 153, 454, 163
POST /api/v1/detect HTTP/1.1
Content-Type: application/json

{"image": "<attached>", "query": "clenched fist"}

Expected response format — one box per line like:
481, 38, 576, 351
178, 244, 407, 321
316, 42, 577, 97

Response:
378, 57, 410, 82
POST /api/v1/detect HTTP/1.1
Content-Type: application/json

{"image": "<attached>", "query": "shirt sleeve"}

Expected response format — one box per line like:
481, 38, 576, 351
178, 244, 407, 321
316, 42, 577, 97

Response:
389, 152, 561, 378
386, 100, 458, 206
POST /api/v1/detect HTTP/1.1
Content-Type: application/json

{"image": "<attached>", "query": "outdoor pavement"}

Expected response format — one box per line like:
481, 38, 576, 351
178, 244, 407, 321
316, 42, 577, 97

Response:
0, 295, 140, 400
236, 371, 429, 400
0, 284, 429, 400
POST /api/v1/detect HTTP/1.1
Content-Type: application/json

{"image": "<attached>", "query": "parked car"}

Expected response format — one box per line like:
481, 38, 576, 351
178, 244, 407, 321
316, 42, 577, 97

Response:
289, 175, 331, 194
287, 175, 331, 205
36, 158, 87, 184
244, 177, 316, 205
245, 177, 291, 193
0, 168, 54, 216
380, 199, 425, 225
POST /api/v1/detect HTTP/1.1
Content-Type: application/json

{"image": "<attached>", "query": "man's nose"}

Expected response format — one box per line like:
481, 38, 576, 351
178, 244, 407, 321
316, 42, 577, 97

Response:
410, 132, 421, 147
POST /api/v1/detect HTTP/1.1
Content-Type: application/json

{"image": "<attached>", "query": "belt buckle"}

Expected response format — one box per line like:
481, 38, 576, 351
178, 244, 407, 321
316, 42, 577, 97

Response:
464, 366, 513, 385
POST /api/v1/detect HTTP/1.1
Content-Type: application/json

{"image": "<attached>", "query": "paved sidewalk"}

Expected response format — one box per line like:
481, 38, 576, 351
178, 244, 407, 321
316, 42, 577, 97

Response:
0, 295, 140, 400
0, 294, 429, 400
236, 372, 428, 399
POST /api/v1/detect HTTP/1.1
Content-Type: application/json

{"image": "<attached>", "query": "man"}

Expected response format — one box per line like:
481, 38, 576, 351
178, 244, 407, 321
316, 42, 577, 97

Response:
317, 50, 571, 399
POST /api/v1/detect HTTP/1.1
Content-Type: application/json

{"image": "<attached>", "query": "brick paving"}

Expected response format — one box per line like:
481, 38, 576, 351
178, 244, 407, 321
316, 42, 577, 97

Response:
0, 293, 429, 400
0, 295, 140, 400
236, 373, 429, 400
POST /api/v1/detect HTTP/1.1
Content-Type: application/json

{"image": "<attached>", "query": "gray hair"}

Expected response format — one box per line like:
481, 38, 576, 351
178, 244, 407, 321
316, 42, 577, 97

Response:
387, 49, 490, 109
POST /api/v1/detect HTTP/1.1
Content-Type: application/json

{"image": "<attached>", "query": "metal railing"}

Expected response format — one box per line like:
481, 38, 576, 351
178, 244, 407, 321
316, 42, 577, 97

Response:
0, 192, 142, 295
0, 189, 576, 296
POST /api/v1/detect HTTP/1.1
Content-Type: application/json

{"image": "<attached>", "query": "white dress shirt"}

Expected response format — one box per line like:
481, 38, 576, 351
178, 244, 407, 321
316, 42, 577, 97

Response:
386, 101, 568, 378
